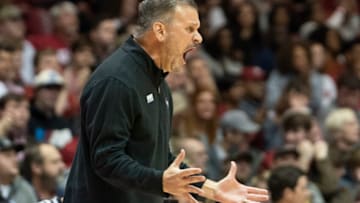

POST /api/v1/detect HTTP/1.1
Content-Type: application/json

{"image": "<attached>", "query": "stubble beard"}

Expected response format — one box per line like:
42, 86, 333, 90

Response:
40, 173, 59, 194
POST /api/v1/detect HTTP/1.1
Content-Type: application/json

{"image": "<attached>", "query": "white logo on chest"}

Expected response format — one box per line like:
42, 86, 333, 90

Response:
146, 93, 154, 103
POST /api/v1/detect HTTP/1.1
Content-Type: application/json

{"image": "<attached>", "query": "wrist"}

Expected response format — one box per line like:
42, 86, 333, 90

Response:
201, 179, 217, 200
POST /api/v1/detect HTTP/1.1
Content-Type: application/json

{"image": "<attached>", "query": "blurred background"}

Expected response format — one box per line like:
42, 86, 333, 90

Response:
0, 0, 359, 202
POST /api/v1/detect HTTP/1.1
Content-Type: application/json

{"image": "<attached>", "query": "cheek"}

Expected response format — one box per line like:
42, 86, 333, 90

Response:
231, 135, 243, 143
44, 163, 57, 176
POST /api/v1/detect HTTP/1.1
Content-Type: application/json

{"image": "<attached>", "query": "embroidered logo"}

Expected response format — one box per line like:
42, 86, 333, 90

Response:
165, 98, 169, 108
146, 93, 154, 103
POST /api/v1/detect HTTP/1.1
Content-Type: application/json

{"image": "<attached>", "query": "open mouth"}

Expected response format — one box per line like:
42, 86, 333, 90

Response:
182, 47, 196, 64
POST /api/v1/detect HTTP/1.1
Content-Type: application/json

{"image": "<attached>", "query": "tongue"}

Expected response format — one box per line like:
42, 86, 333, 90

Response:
183, 48, 195, 61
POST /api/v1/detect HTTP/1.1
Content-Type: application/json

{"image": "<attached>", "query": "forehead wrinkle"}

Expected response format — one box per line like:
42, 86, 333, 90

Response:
173, 5, 199, 24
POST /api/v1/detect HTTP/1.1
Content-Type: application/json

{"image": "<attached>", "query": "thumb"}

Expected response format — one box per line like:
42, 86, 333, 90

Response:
171, 149, 186, 167
227, 161, 237, 179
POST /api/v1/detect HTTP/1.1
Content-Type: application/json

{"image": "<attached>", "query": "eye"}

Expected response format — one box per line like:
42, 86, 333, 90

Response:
186, 27, 195, 33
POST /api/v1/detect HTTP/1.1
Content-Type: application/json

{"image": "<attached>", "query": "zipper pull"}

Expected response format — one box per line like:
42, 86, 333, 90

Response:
158, 87, 161, 94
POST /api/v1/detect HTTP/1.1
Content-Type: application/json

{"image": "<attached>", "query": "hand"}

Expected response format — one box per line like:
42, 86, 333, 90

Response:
210, 162, 269, 203
297, 140, 315, 172
0, 107, 16, 132
163, 149, 206, 203
313, 140, 328, 161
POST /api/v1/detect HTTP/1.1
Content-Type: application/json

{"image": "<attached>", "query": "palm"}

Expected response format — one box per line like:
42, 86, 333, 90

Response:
213, 162, 268, 203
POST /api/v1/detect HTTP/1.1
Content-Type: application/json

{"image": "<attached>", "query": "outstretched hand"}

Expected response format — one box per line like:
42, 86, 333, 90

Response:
210, 161, 269, 203
163, 149, 206, 203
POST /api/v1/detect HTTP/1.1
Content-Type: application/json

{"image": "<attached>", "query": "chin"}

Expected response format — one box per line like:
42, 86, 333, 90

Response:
167, 65, 182, 73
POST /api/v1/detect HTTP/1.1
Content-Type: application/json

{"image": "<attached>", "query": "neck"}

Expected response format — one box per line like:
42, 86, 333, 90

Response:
336, 139, 353, 152
32, 178, 55, 200
196, 120, 207, 132
34, 100, 53, 117
134, 34, 165, 71
93, 44, 113, 60
221, 140, 230, 151
55, 30, 76, 46
0, 176, 13, 185
241, 28, 253, 39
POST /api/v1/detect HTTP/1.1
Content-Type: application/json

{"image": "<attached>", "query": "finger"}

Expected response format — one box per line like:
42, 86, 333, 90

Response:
186, 185, 205, 196
185, 193, 199, 203
245, 194, 269, 202
183, 175, 206, 185
171, 149, 185, 167
245, 186, 269, 195
242, 200, 259, 203
176, 168, 202, 178
227, 161, 237, 179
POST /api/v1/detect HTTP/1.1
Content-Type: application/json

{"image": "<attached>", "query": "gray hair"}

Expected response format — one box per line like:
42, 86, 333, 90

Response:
136, 0, 197, 35
50, 1, 77, 18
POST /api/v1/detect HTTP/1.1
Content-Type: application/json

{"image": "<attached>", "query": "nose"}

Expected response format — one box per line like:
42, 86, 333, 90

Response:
193, 31, 203, 45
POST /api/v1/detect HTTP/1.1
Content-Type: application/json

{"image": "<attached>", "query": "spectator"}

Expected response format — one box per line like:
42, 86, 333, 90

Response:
165, 65, 193, 93
171, 137, 209, 174
347, 147, 360, 199
179, 88, 218, 146
239, 66, 267, 124
272, 146, 300, 168
267, 165, 310, 203
336, 74, 360, 118
266, 3, 292, 52
210, 109, 261, 180
186, 55, 217, 92
280, 111, 315, 172
34, 49, 62, 74
29, 69, 72, 150
264, 79, 311, 149
270, 146, 325, 203
60, 38, 95, 120
217, 75, 245, 115
309, 42, 337, 118
0, 42, 13, 97
0, 137, 37, 203
0, 4, 36, 85
0, 41, 25, 96
231, 1, 274, 72
0, 93, 30, 146
89, 15, 117, 65
326, 0, 360, 42
224, 151, 254, 185
28, 1, 79, 66
276, 110, 352, 203
205, 25, 243, 79
325, 108, 360, 165
344, 38, 360, 79
281, 111, 312, 148
21, 143, 65, 200
309, 26, 345, 81
266, 41, 324, 114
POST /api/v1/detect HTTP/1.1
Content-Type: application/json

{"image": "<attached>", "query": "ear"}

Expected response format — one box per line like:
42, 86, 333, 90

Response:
89, 29, 97, 41
283, 187, 293, 200
31, 163, 42, 176
152, 21, 167, 42
332, 130, 342, 141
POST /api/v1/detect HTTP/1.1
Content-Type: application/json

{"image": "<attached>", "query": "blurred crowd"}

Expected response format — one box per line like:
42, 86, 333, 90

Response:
0, 0, 359, 202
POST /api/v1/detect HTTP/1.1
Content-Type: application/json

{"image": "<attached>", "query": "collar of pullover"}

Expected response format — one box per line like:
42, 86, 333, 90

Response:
122, 36, 168, 87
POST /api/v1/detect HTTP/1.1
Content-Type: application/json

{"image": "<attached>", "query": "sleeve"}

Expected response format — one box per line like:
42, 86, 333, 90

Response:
83, 77, 165, 196
326, 7, 346, 29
